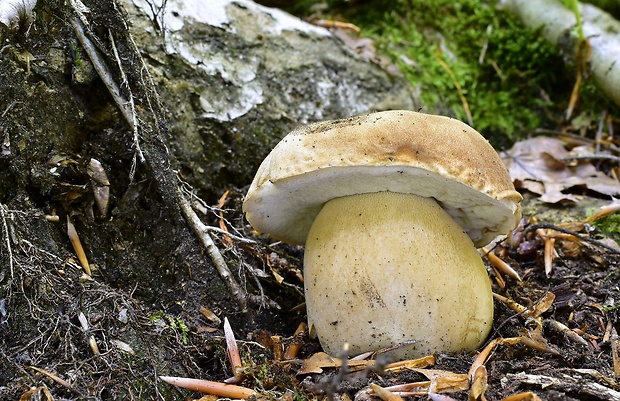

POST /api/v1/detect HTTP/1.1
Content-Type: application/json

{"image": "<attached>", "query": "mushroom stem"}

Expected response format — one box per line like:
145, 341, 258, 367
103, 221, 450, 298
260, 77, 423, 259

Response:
303, 191, 493, 358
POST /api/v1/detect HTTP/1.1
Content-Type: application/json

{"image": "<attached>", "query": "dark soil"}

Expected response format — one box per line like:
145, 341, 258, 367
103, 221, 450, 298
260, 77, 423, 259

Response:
2, 186, 620, 400
2, 1, 620, 400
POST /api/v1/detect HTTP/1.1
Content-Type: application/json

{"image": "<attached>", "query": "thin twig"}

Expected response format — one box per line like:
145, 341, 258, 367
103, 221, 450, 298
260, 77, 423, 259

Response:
561, 154, 620, 163
176, 188, 248, 312
0, 204, 14, 279
72, 9, 145, 184
66, 215, 92, 276
108, 29, 145, 177
180, 183, 238, 220
1, 100, 19, 118
72, 16, 133, 130
206, 226, 257, 244
525, 223, 620, 255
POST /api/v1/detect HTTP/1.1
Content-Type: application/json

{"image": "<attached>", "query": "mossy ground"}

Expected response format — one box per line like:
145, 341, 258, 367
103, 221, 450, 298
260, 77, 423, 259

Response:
290, 0, 619, 148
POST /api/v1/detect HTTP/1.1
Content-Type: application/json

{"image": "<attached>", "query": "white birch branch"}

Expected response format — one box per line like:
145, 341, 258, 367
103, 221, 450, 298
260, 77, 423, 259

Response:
502, 0, 620, 107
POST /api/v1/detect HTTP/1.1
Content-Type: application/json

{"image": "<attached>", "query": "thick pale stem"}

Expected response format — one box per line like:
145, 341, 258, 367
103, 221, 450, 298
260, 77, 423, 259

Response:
304, 191, 493, 358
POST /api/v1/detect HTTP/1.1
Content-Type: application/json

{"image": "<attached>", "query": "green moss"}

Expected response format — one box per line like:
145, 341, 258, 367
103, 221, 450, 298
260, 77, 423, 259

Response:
149, 311, 190, 345
70, 42, 83, 67
587, 208, 620, 241
290, 0, 617, 147
602, 300, 620, 313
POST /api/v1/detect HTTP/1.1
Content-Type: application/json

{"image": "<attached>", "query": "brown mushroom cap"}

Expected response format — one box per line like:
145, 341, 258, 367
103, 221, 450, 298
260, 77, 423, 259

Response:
243, 110, 522, 247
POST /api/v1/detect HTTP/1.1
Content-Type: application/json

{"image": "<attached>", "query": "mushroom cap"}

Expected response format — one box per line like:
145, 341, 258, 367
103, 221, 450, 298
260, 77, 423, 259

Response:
243, 110, 522, 247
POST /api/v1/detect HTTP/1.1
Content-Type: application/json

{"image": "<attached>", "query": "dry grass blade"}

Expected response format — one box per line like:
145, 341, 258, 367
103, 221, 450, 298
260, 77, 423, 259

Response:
469, 338, 500, 380
493, 292, 554, 328
383, 381, 429, 395
199, 306, 222, 325
412, 369, 469, 393
468, 337, 521, 380
385, 355, 436, 372
28, 366, 73, 390
483, 248, 521, 281
584, 200, 620, 223
434, 51, 473, 126
519, 329, 560, 356
18, 386, 53, 401
224, 317, 243, 382
217, 190, 233, 247
527, 292, 555, 318
566, 38, 591, 120
501, 392, 542, 401
371, 383, 405, 401
66, 215, 91, 276
314, 19, 361, 33
535, 228, 555, 277
612, 327, 620, 378
528, 223, 620, 255
544, 237, 555, 278
546, 319, 590, 347
469, 365, 488, 401
428, 378, 460, 401
298, 352, 371, 375
159, 376, 256, 399
493, 293, 527, 314
491, 263, 507, 289
284, 321, 307, 360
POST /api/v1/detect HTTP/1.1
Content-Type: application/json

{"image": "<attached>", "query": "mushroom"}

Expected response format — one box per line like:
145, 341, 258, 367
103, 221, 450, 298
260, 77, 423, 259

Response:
243, 110, 522, 358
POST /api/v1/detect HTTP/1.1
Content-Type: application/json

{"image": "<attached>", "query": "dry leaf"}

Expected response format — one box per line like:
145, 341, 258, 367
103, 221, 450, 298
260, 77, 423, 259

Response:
298, 352, 370, 375
501, 137, 620, 203
469, 365, 488, 401
520, 328, 560, 356
329, 28, 402, 76
384, 355, 436, 372
371, 383, 405, 401
412, 369, 470, 392
501, 392, 543, 401
527, 292, 555, 318
200, 306, 222, 325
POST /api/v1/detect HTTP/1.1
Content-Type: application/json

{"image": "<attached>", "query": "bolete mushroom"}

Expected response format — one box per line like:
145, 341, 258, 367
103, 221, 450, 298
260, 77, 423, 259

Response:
243, 110, 522, 358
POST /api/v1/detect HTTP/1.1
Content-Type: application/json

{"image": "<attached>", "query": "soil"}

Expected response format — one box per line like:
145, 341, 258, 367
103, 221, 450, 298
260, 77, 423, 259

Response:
2, 187, 620, 400
2, 1, 620, 400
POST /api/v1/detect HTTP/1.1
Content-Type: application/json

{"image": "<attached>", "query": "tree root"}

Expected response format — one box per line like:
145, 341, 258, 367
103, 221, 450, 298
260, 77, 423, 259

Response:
68, 0, 253, 311
176, 187, 248, 312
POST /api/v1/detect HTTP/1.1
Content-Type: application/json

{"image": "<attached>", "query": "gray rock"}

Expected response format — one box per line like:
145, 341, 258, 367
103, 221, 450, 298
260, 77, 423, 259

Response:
126, 0, 413, 193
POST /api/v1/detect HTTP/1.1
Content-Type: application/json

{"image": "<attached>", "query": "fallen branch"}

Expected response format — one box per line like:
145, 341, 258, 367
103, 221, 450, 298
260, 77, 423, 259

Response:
502, 0, 620, 107
505, 372, 620, 400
